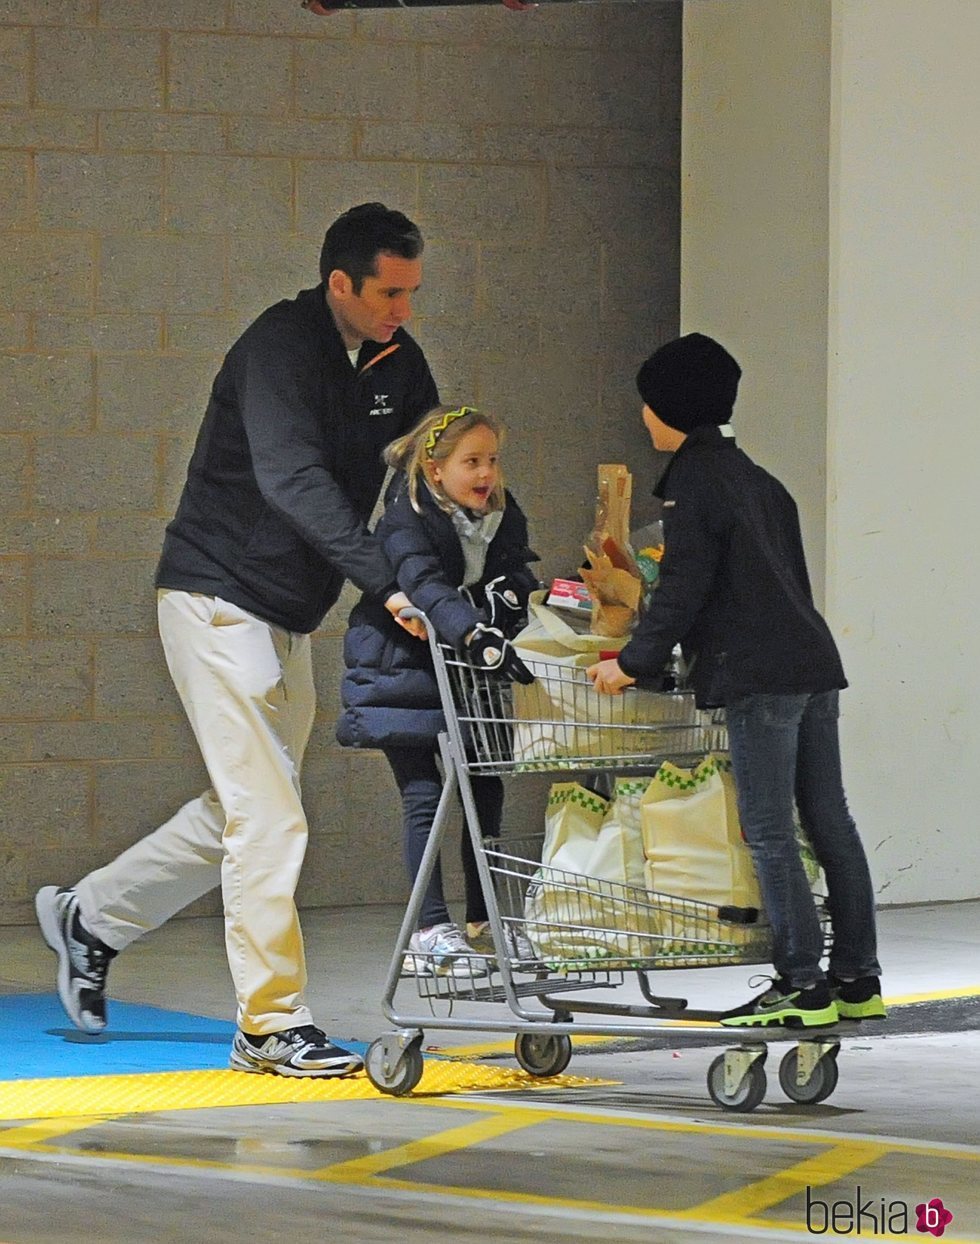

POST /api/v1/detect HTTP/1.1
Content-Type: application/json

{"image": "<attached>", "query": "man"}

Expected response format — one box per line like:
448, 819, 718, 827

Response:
35, 203, 439, 1077
588, 333, 883, 1029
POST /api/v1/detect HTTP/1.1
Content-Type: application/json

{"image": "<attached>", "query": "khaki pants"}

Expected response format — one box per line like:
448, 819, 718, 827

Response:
77, 590, 317, 1034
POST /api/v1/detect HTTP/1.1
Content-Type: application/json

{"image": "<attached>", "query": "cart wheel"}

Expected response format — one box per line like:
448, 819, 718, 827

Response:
778, 1046, 839, 1104
365, 1036, 424, 1096
707, 1053, 767, 1112
514, 1033, 573, 1077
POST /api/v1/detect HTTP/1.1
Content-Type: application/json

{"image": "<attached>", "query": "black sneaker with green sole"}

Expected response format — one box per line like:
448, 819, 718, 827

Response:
720, 978, 839, 1028
830, 974, 886, 1020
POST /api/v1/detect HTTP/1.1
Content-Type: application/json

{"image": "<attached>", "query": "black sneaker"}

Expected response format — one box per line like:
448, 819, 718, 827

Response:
830, 974, 886, 1020
720, 976, 839, 1028
35, 886, 116, 1034
230, 1026, 363, 1079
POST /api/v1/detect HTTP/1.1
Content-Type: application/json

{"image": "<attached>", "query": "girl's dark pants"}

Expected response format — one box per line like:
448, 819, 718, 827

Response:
384, 746, 504, 929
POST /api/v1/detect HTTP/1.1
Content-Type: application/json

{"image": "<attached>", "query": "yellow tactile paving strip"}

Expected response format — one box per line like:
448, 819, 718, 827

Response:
0, 1062, 613, 1123
7, 985, 975, 1124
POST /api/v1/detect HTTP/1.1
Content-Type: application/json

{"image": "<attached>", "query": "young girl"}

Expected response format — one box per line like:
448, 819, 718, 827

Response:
337, 406, 538, 977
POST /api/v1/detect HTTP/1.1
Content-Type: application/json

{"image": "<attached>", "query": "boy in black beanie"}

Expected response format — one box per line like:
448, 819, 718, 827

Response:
588, 333, 883, 1028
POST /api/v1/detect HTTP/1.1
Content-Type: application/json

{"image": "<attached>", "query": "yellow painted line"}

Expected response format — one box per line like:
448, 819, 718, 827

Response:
682, 1140, 887, 1221
315, 1107, 543, 1180
308, 1163, 942, 1243
886, 984, 980, 1005
7, 1096, 978, 1242
321, 1168, 701, 1217
0, 1063, 613, 1123
304, 1104, 980, 1236
424, 1095, 980, 1162
8, 1135, 970, 1244
0, 1117, 119, 1147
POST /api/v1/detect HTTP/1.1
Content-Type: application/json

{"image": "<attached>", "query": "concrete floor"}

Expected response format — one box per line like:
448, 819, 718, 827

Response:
2, 899, 978, 1244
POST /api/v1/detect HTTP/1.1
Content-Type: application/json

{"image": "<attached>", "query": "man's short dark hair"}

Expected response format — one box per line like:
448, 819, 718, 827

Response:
319, 203, 424, 293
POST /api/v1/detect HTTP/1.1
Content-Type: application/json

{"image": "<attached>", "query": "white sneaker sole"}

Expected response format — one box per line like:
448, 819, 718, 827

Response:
35, 886, 105, 1035
229, 1047, 363, 1079
401, 954, 488, 980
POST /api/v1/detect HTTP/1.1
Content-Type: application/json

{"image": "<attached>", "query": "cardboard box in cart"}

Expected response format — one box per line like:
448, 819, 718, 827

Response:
546, 578, 592, 615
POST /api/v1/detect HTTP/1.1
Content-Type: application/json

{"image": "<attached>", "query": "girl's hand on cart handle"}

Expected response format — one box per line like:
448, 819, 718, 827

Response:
464, 625, 536, 685
386, 592, 428, 640
587, 658, 636, 696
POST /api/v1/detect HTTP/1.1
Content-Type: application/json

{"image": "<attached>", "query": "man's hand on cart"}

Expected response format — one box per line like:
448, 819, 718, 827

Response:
386, 592, 428, 640
587, 657, 636, 695
464, 624, 536, 684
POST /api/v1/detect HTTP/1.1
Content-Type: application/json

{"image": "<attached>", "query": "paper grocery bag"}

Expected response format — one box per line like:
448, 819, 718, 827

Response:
580, 557, 642, 638
582, 464, 644, 637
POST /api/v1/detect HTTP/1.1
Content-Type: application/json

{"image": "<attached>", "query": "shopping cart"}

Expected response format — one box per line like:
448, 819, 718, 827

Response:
364, 612, 845, 1113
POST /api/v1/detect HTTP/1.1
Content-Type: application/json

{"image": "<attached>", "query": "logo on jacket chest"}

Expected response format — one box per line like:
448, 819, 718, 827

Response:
368, 393, 395, 417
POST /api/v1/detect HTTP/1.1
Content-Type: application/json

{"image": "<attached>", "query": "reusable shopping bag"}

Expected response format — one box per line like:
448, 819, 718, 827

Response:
639, 755, 763, 954
524, 781, 659, 967
540, 781, 610, 875
642, 753, 823, 953
587, 777, 648, 888
510, 594, 698, 768
641, 755, 761, 911
710, 752, 821, 891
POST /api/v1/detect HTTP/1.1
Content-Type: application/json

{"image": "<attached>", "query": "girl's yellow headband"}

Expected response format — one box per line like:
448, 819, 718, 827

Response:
424, 406, 477, 457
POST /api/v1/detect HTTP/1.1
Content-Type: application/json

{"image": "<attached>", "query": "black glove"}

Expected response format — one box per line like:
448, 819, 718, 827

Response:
484, 575, 527, 639
464, 625, 535, 685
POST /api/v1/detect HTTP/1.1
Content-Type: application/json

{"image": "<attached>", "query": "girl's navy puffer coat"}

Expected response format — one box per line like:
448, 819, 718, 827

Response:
336, 477, 538, 750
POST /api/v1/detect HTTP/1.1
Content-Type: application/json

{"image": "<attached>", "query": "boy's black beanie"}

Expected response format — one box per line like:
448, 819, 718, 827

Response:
636, 333, 742, 433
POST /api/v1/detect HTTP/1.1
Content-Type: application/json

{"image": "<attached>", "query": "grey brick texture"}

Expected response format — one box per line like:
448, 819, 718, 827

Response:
0, 1, 680, 925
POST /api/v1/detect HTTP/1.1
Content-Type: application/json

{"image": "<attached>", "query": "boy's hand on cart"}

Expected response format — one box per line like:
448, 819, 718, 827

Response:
587, 658, 636, 695
484, 575, 528, 638
464, 624, 535, 684
386, 592, 428, 640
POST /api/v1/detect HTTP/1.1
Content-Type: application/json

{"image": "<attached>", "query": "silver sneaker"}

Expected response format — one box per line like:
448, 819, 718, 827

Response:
35, 886, 115, 1034
466, 920, 538, 964
402, 922, 488, 979
230, 1026, 363, 1078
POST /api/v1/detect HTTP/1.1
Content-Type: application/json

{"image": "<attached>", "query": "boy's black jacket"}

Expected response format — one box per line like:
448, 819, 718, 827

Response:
337, 478, 538, 750
156, 285, 439, 633
618, 424, 846, 707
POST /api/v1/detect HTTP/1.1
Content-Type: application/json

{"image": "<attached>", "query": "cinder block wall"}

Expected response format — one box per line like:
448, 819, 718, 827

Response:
0, 0, 680, 925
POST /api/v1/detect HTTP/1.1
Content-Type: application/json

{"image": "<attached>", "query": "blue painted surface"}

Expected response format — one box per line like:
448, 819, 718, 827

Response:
0, 994, 366, 1081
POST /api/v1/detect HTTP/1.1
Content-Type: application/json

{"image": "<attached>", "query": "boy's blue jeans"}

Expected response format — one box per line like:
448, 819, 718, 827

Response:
724, 689, 881, 989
